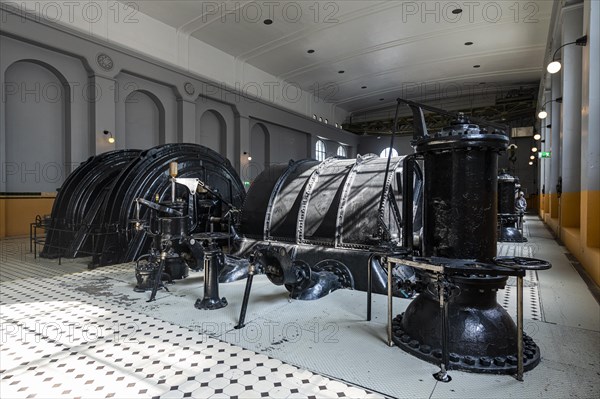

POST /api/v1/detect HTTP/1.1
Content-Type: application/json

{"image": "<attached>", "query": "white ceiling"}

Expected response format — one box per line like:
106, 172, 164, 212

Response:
130, 0, 553, 116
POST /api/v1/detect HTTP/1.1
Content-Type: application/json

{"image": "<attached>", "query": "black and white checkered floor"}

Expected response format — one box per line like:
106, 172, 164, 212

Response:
1, 216, 599, 398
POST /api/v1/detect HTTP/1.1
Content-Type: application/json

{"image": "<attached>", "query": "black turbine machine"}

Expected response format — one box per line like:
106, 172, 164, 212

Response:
497, 172, 527, 242
131, 161, 239, 309
231, 99, 551, 381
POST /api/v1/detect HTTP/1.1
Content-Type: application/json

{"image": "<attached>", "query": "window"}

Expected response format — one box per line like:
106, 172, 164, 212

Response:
380, 147, 398, 158
336, 145, 347, 158
315, 140, 326, 161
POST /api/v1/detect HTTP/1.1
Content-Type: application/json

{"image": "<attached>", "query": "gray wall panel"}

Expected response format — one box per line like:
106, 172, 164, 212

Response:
0, 10, 360, 193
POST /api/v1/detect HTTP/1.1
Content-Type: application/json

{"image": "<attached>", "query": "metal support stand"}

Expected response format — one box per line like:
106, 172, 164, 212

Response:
148, 250, 168, 302
195, 248, 228, 310
235, 263, 256, 329
433, 274, 452, 382
367, 256, 372, 321
516, 274, 524, 381
518, 214, 524, 237
387, 259, 393, 347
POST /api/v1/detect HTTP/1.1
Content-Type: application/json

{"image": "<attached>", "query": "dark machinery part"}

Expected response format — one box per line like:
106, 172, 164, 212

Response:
40, 150, 142, 259
39, 144, 245, 267
255, 245, 351, 300
95, 144, 245, 267
392, 98, 549, 375
192, 234, 229, 310
235, 244, 353, 328
497, 172, 527, 242
131, 164, 233, 307
233, 154, 424, 297
132, 196, 193, 294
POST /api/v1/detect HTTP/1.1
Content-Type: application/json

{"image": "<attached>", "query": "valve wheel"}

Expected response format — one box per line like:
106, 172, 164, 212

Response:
494, 256, 551, 270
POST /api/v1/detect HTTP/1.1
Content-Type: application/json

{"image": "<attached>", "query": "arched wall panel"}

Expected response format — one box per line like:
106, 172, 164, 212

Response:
249, 122, 269, 181
115, 72, 176, 150
0, 35, 91, 193
195, 97, 235, 159
124, 90, 162, 150
197, 109, 225, 155
4, 61, 66, 192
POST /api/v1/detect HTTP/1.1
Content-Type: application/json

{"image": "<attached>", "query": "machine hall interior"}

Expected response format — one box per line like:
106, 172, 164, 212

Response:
0, 1, 598, 398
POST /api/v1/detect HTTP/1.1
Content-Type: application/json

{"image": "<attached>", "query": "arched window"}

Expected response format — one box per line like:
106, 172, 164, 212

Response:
336, 145, 347, 158
315, 140, 326, 161
380, 147, 398, 158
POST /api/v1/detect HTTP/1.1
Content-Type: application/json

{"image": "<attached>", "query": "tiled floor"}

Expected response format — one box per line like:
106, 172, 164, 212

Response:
1, 216, 599, 398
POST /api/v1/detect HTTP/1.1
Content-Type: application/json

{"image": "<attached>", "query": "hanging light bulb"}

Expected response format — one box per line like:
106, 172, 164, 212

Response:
538, 110, 548, 119
530, 155, 535, 160
531, 147, 538, 152
103, 130, 115, 144
533, 133, 541, 140
529, 161, 534, 165
546, 35, 587, 74
547, 61, 562, 74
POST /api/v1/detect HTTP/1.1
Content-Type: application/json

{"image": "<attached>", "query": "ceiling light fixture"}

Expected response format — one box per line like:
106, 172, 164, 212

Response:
452, 8, 463, 14
547, 35, 587, 74
537, 97, 563, 119
263, 19, 273, 25
361, 86, 367, 89
464, 41, 473, 46
307, 49, 315, 54
379, 98, 384, 101
473, 64, 481, 68
338, 70, 345, 74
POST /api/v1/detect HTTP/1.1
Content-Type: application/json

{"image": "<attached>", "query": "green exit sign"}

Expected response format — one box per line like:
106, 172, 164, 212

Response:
540, 151, 551, 158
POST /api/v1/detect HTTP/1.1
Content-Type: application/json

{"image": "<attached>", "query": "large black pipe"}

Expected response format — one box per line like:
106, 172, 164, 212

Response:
498, 173, 518, 214
418, 129, 507, 262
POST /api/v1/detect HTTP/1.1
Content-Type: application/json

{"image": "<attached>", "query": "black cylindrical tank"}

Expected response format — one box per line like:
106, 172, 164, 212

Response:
497, 172, 518, 215
393, 118, 542, 375
416, 120, 508, 262
497, 172, 527, 242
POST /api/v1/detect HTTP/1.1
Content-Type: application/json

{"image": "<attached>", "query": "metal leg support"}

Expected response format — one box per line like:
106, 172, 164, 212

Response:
433, 274, 452, 382
235, 264, 256, 329
148, 252, 167, 302
516, 274, 524, 381
387, 259, 393, 347
367, 256, 372, 321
